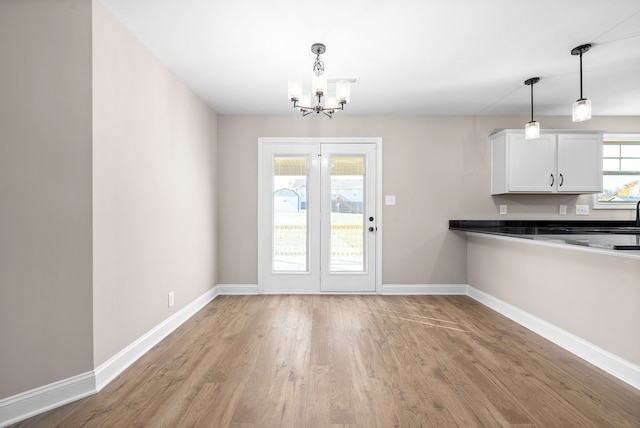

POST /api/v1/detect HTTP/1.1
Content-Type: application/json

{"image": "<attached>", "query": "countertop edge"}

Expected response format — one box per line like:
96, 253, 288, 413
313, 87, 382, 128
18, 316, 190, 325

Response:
449, 219, 640, 256
461, 231, 640, 260
449, 219, 638, 229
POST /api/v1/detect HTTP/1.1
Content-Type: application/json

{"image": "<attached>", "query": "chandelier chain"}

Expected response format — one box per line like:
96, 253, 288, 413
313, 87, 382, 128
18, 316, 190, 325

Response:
313, 55, 324, 76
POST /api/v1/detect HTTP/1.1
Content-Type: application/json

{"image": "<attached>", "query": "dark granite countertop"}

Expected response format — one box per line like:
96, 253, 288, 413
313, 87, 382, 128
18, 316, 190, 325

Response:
449, 220, 640, 251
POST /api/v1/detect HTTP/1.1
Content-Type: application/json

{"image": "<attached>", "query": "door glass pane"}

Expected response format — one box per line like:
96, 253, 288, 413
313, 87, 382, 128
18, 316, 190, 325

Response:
273, 156, 308, 272
330, 156, 364, 272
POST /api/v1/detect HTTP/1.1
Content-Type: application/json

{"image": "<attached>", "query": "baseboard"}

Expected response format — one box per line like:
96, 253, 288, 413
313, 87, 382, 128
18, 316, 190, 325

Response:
0, 286, 219, 428
0, 371, 95, 428
215, 284, 259, 295
467, 285, 640, 390
380, 284, 468, 295
95, 286, 218, 391
217, 284, 469, 295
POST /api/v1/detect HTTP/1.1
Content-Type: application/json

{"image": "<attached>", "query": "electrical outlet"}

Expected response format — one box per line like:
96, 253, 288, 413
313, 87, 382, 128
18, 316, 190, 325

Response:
499, 205, 507, 215
575, 205, 589, 215
559, 205, 567, 215
168, 291, 175, 307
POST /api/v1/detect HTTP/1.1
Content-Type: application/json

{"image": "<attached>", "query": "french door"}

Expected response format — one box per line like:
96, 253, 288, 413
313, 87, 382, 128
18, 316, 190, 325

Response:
258, 138, 380, 293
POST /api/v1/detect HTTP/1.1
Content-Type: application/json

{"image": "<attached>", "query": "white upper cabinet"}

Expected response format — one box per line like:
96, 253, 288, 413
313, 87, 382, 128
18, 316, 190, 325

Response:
491, 130, 603, 195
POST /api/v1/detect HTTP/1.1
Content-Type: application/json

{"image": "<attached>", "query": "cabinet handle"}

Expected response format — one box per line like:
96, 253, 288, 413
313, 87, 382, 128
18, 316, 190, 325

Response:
550, 174, 555, 187
559, 174, 564, 187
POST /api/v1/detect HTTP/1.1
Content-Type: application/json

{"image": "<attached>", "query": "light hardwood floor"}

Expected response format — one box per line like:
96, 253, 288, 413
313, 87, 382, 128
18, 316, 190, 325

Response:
13, 295, 640, 427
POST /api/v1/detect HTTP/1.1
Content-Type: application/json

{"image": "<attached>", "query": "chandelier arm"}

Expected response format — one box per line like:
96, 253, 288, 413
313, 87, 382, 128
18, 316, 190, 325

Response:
293, 101, 313, 110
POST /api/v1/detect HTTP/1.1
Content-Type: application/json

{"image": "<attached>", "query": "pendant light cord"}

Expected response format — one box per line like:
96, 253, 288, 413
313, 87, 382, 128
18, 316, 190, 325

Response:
530, 82, 534, 122
579, 52, 584, 100
524, 77, 539, 123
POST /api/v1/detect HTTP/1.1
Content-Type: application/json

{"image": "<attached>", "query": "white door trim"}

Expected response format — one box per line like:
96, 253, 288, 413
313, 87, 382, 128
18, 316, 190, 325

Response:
257, 137, 383, 294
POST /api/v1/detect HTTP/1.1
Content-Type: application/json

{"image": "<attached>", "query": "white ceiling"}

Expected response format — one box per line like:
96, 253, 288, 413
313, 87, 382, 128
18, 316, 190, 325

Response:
99, 0, 640, 117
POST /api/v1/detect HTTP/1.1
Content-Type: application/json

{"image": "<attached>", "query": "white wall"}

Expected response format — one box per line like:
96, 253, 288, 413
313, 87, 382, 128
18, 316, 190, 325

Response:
0, 0, 94, 399
92, 0, 218, 367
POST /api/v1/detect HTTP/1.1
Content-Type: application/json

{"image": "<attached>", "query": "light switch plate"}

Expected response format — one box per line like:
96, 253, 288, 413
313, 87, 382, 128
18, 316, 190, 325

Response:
385, 195, 396, 205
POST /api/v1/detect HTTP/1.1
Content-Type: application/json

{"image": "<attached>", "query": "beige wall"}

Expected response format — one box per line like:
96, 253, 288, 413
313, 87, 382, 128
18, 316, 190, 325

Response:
0, 0, 218, 401
217, 115, 640, 285
92, 0, 218, 367
0, 0, 94, 398
467, 233, 640, 365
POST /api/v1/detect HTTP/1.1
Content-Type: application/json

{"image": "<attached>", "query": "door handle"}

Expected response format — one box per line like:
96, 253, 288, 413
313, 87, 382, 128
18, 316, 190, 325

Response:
368, 227, 375, 232
550, 174, 555, 187
369, 216, 374, 222
559, 174, 564, 187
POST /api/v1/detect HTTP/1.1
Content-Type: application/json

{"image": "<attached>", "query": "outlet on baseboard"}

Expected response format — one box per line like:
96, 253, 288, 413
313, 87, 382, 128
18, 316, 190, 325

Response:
499, 205, 508, 215
559, 205, 567, 215
575, 205, 589, 215
168, 291, 175, 307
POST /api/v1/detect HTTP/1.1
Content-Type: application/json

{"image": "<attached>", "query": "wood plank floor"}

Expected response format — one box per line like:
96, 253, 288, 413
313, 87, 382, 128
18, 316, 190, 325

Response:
12, 295, 640, 427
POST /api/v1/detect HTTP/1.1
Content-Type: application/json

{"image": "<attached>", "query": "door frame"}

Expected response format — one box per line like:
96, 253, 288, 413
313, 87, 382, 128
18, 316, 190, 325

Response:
257, 137, 383, 294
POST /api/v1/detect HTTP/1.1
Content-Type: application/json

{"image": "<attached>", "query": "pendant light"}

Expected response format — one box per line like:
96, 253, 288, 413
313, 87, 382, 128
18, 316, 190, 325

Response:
571, 44, 592, 122
524, 77, 540, 140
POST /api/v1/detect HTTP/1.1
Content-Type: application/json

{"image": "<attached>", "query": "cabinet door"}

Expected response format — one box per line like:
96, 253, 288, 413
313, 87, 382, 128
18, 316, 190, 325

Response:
556, 134, 603, 193
507, 134, 556, 192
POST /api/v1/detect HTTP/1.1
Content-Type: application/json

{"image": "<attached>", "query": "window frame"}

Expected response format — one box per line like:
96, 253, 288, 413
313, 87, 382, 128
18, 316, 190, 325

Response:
593, 133, 640, 210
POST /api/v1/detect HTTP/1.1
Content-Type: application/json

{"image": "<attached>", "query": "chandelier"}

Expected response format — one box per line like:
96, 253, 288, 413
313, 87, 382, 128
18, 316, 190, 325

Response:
288, 43, 351, 118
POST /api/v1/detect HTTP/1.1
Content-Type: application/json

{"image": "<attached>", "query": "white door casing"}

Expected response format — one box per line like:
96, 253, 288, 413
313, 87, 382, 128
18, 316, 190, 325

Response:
258, 137, 382, 294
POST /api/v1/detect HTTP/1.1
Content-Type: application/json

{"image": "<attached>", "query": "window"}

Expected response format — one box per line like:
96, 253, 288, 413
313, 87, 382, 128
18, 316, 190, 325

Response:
594, 134, 640, 209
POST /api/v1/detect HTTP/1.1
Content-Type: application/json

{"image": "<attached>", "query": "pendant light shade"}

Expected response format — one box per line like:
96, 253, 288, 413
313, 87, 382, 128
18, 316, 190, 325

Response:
573, 98, 591, 122
525, 120, 540, 140
336, 80, 351, 104
312, 71, 327, 96
288, 79, 302, 102
524, 77, 540, 140
571, 44, 592, 122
